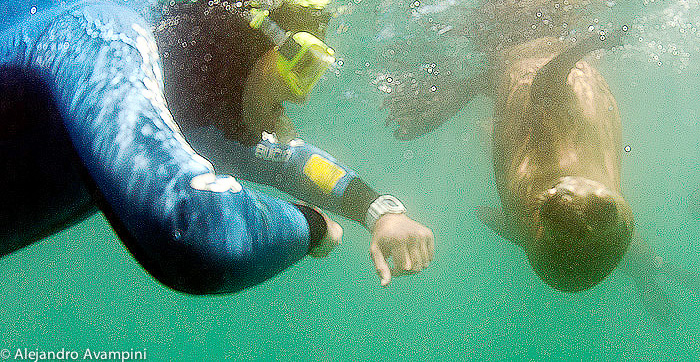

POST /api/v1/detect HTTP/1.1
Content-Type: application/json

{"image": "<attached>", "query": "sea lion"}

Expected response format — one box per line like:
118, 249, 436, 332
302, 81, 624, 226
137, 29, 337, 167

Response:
482, 33, 635, 292
381, 6, 635, 290
381, 0, 686, 320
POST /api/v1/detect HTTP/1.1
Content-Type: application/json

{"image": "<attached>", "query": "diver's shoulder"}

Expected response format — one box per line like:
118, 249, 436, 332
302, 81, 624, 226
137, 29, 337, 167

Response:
1, 0, 135, 36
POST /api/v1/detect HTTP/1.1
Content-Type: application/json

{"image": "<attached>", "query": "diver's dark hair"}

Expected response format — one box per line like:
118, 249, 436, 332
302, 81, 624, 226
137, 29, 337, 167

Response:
270, 1, 331, 38
154, 1, 268, 139
153, 0, 331, 139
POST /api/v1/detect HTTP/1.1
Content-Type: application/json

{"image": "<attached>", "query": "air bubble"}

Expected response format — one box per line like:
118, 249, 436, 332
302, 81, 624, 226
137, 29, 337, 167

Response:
622, 24, 629, 32
387, 77, 393, 83
430, 85, 437, 92
337, 59, 344, 66
30, 6, 37, 14
624, 145, 631, 152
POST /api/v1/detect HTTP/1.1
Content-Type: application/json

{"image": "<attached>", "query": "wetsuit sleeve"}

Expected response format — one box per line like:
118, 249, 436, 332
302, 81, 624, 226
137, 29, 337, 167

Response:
17, 4, 319, 294
185, 127, 380, 226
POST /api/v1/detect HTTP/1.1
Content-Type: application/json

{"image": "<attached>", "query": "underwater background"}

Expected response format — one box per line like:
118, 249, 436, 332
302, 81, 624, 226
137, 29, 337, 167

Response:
1, 0, 699, 360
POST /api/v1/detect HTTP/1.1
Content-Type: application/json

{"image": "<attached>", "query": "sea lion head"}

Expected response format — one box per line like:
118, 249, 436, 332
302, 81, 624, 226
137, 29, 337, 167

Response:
527, 176, 634, 292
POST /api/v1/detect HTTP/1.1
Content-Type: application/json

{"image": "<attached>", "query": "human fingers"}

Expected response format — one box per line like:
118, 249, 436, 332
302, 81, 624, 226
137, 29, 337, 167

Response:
425, 229, 435, 260
308, 214, 343, 258
326, 217, 343, 245
418, 236, 430, 269
409, 243, 424, 272
391, 245, 413, 274
370, 245, 392, 287
390, 245, 414, 275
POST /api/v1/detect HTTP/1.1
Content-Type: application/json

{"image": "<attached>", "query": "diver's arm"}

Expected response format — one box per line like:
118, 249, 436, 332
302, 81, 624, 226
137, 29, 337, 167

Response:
29, 4, 331, 295
185, 126, 435, 285
183, 126, 380, 223
184, 126, 390, 226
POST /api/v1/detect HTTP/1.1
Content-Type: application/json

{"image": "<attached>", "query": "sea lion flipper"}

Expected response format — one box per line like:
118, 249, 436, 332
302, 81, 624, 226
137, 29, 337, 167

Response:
385, 73, 489, 140
475, 205, 521, 245
621, 235, 679, 325
530, 29, 625, 106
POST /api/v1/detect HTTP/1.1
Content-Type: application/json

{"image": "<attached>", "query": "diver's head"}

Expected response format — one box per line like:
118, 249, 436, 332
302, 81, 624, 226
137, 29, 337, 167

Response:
526, 176, 634, 292
154, 0, 333, 143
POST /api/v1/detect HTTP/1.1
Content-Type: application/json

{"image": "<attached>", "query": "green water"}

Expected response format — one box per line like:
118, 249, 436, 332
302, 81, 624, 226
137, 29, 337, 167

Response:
2, 0, 700, 360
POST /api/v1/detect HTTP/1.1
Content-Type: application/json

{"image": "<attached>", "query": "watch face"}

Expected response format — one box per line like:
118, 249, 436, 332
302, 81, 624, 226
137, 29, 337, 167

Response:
377, 195, 406, 213
384, 198, 400, 208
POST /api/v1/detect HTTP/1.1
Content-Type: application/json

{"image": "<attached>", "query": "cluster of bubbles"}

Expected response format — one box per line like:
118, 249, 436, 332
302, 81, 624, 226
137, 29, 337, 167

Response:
371, 62, 445, 96
612, 0, 700, 72
373, 72, 395, 94
366, 0, 485, 108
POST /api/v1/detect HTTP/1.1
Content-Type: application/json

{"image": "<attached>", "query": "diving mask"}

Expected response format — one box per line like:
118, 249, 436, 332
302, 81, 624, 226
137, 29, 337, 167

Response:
247, 8, 335, 99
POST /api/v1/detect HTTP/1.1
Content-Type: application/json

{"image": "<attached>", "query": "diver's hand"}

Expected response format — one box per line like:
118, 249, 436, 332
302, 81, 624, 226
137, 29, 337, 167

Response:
308, 211, 343, 258
369, 213, 435, 286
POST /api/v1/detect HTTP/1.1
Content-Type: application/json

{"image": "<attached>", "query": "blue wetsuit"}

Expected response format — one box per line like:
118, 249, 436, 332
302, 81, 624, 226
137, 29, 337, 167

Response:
0, 0, 365, 294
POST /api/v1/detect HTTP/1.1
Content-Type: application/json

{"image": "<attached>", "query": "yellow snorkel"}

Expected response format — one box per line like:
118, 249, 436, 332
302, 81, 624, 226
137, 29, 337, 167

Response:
247, 7, 335, 99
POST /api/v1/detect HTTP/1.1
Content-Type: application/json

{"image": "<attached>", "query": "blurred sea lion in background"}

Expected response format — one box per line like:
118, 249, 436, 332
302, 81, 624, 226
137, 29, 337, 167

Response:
382, 0, 607, 140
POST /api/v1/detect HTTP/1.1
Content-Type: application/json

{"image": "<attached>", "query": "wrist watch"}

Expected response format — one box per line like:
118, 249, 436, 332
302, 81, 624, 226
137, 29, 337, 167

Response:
365, 195, 407, 230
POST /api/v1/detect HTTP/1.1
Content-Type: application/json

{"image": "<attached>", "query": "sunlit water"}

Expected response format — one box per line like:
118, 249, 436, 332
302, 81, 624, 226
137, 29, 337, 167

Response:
1, 0, 699, 360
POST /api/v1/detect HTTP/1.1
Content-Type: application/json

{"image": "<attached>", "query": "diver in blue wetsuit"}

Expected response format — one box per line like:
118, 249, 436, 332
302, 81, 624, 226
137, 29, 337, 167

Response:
0, 0, 435, 294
